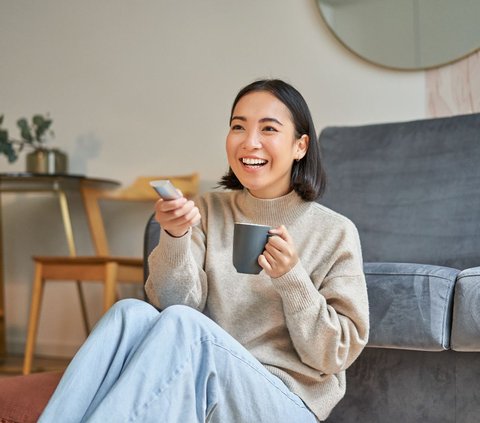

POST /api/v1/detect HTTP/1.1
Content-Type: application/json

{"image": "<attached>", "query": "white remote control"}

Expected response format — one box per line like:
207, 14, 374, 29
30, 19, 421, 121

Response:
149, 180, 182, 200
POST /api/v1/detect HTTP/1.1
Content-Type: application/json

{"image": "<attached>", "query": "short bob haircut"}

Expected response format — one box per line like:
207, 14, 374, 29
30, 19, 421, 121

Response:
218, 79, 326, 201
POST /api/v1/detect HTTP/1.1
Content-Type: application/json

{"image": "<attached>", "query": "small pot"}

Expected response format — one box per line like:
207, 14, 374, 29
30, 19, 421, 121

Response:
26, 148, 68, 174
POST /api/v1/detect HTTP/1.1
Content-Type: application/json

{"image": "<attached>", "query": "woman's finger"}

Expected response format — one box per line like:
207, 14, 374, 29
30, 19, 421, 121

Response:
258, 254, 272, 273
156, 196, 187, 212
268, 225, 288, 240
265, 235, 289, 259
263, 250, 278, 267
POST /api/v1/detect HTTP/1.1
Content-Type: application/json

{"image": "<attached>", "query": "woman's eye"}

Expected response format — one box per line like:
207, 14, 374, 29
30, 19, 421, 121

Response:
231, 124, 244, 131
263, 126, 278, 132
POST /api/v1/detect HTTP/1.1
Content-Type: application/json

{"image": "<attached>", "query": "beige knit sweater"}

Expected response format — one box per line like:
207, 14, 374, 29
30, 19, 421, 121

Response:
145, 189, 369, 421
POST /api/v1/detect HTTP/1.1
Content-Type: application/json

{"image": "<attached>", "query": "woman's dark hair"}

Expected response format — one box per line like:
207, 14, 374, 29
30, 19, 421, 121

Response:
218, 79, 326, 201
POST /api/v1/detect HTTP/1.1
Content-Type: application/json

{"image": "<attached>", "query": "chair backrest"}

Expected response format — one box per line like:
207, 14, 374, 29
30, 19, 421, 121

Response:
81, 173, 199, 256
319, 112, 480, 270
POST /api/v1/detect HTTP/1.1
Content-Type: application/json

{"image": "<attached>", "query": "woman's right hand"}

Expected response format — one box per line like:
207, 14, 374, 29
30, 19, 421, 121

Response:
154, 195, 201, 238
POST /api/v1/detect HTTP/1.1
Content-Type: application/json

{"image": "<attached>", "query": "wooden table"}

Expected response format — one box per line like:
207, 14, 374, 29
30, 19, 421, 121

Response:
0, 173, 120, 363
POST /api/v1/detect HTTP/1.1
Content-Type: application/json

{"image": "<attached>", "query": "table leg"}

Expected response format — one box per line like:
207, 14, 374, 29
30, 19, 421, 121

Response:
57, 190, 90, 335
0, 194, 6, 361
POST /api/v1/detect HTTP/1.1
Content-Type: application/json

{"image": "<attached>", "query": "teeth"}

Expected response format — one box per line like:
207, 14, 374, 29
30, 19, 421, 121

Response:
242, 158, 267, 165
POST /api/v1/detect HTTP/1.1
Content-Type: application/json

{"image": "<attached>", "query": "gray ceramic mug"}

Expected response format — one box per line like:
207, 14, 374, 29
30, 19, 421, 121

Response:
233, 223, 271, 274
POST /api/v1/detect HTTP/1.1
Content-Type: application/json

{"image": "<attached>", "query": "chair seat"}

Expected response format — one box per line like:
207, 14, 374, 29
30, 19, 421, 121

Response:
33, 255, 143, 266
31, 256, 144, 284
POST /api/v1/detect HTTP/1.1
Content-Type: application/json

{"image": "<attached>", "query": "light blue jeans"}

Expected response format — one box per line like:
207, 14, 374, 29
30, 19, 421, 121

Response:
39, 299, 317, 423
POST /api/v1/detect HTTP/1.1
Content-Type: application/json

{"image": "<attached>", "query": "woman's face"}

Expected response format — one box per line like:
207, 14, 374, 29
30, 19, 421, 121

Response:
226, 91, 309, 199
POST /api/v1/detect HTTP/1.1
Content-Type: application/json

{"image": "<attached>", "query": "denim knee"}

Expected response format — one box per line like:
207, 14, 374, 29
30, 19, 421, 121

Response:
160, 304, 201, 320
160, 304, 215, 331
107, 298, 157, 320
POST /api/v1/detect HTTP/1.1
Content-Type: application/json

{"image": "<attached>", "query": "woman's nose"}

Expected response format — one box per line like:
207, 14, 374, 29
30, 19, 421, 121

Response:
242, 131, 261, 149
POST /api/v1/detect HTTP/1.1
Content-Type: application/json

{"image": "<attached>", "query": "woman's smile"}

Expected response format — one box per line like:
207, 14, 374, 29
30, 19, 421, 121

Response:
240, 156, 269, 170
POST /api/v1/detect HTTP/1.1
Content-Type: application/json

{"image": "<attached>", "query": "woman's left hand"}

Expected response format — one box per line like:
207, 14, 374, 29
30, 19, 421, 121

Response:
258, 225, 299, 278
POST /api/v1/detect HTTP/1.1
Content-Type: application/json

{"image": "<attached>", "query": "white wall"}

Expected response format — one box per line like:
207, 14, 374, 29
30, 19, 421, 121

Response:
0, 0, 426, 356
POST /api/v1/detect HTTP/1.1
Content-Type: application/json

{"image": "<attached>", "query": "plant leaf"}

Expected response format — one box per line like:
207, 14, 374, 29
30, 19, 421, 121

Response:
0, 135, 18, 163
0, 128, 8, 143
34, 117, 52, 142
32, 115, 45, 126
17, 118, 33, 143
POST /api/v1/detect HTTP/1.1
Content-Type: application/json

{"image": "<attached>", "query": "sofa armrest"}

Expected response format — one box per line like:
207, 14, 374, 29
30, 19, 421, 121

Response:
143, 213, 160, 283
364, 262, 459, 351
451, 266, 480, 351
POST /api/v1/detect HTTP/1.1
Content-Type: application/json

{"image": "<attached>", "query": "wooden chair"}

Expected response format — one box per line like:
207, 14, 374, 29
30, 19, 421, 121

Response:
22, 173, 199, 375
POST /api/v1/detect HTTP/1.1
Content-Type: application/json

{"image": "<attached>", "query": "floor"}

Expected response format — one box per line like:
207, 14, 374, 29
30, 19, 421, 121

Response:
0, 354, 70, 377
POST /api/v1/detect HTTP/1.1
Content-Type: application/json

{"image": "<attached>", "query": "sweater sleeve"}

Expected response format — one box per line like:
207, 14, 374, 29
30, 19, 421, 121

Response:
272, 222, 369, 375
145, 223, 208, 311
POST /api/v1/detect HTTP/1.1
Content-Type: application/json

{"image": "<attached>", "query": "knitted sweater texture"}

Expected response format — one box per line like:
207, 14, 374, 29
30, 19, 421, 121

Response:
145, 189, 369, 421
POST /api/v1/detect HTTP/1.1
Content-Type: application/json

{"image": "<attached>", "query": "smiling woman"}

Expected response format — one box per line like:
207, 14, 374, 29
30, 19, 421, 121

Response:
38, 79, 369, 423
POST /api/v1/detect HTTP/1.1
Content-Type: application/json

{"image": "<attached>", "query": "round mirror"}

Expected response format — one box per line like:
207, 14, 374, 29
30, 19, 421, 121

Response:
316, 0, 480, 70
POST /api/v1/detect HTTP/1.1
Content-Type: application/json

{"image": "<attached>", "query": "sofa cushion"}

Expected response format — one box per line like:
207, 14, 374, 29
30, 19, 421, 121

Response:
451, 266, 480, 351
364, 262, 459, 351
0, 371, 61, 423
320, 113, 480, 271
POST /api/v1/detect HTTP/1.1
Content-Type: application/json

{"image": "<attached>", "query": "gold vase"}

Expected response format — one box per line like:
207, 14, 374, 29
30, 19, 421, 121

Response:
26, 148, 68, 174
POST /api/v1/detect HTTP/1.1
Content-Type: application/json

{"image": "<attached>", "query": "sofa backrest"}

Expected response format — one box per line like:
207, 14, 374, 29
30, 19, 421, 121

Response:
143, 213, 160, 282
319, 112, 480, 270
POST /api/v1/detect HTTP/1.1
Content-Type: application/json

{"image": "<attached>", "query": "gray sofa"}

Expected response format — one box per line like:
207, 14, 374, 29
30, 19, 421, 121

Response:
319, 112, 480, 423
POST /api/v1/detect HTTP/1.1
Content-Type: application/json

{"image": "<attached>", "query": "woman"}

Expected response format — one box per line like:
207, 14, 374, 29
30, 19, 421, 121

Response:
39, 79, 369, 423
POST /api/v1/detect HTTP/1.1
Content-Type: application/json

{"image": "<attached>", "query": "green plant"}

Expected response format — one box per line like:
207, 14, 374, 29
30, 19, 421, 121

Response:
0, 114, 54, 163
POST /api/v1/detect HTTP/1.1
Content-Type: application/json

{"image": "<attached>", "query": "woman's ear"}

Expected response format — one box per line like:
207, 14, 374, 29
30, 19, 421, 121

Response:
295, 134, 309, 160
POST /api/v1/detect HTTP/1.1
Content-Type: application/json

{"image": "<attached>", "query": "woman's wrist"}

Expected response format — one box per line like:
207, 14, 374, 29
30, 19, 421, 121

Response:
165, 229, 189, 238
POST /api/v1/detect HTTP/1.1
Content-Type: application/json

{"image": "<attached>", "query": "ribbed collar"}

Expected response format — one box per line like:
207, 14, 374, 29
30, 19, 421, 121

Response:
235, 188, 310, 226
